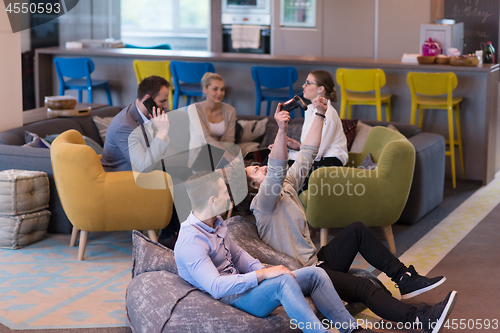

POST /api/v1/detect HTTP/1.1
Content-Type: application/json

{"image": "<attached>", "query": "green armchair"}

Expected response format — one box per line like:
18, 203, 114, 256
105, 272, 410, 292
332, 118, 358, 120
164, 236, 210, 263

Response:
299, 126, 415, 253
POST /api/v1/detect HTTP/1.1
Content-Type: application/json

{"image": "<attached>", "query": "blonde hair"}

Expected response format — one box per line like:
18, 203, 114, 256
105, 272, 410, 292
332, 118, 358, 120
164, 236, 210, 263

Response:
201, 72, 224, 89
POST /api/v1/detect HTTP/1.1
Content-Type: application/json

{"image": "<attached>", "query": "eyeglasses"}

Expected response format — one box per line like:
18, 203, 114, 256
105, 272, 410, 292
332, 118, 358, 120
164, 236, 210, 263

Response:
304, 80, 318, 86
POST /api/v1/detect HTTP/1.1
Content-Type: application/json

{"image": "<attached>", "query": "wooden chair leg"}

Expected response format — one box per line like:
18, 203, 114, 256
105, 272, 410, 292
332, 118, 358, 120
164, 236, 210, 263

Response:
78, 231, 89, 261
147, 230, 158, 243
226, 207, 233, 219
381, 225, 396, 254
320, 228, 329, 247
70, 226, 79, 247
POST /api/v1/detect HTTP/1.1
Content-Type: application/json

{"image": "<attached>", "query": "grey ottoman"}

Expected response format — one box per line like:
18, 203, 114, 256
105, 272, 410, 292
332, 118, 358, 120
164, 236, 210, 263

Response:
0, 169, 50, 248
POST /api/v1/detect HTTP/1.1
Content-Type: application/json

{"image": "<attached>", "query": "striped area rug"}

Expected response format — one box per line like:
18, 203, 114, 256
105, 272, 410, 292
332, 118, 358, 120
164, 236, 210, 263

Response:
0, 231, 133, 330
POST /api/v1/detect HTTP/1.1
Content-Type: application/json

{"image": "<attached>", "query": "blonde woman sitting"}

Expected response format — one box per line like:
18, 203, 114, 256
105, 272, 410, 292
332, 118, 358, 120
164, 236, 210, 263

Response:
188, 73, 237, 151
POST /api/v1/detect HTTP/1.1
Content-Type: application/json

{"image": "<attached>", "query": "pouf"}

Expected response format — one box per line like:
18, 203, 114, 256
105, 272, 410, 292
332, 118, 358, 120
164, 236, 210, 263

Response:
0, 210, 51, 249
0, 169, 49, 215
0, 169, 50, 249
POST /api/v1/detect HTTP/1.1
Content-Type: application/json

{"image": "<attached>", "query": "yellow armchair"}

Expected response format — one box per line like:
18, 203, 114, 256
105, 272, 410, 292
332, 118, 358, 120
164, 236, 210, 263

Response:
299, 126, 415, 253
50, 130, 173, 260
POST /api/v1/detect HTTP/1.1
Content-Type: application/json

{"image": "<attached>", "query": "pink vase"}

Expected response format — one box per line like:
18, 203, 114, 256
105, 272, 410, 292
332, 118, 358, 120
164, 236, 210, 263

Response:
422, 38, 441, 56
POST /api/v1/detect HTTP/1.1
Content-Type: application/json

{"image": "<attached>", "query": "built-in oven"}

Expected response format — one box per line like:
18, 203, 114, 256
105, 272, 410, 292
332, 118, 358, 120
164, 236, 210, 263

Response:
222, 25, 270, 54
221, 0, 271, 53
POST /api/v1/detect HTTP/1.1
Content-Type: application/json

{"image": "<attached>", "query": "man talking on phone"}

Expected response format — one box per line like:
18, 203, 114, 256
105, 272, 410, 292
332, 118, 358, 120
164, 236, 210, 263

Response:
101, 75, 170, 172
101, 75, 185, 248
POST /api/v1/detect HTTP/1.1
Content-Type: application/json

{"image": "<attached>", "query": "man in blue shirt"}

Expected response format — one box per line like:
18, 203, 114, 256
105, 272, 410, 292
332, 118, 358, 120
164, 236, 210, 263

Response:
174, 109, 376, 333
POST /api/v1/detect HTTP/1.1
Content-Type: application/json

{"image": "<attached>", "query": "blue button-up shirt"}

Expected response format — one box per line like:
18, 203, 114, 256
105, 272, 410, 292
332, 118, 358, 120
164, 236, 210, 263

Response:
174, 213, 265, 299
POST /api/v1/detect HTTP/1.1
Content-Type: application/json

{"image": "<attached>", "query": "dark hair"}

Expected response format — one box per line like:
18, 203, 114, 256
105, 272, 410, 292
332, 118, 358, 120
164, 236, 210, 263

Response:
234, 160, 260, 215
137, 75, 170, 100
185, 171, 223, 212
310, 70, 337, 103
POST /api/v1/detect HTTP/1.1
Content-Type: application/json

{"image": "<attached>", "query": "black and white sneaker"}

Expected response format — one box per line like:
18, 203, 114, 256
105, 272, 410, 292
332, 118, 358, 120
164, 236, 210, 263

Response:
397, 265, 446, 299
415, 291, 458, 333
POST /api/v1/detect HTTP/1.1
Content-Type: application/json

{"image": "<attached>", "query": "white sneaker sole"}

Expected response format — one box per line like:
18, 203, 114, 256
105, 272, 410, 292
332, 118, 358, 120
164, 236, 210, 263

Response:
400, 276, 446, 299
431, 290, 458, 333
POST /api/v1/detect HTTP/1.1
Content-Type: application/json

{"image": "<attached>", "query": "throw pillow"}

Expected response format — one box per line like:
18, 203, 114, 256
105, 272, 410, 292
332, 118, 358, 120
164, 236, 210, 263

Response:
131, 230, 177, 278
341, 119, 358, 151
236, 118, 269, 143
23, 131, 50, 148
387, 124, 400, 133
350, 121, 373, 153
92, 116, 114, 142
359, 153, 377, 170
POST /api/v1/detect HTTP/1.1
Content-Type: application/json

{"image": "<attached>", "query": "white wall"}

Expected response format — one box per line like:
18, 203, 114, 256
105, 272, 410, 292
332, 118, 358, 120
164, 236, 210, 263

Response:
272, 0, 431, 59
378, 0, 431, 59
0, 8, 23, 132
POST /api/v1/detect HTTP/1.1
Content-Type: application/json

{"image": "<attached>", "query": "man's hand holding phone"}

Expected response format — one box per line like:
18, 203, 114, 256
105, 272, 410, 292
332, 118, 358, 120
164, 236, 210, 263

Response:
143, 96, 169, 142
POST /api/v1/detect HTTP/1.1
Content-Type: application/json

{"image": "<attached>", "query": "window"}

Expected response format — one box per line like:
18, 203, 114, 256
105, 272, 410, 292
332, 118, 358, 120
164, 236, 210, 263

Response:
121, 0, 209, 50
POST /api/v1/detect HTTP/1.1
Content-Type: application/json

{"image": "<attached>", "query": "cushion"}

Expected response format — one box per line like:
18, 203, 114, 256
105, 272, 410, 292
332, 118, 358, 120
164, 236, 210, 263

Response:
259, 118, 303, 149
23, 131, 50, 148
131, 230, 177, 278
341, 119, 358, 151
0, 169, 50, 215
359, 153, 377, 170
92, 116, 114, 142
236, 118, 269, 143
350, 121, 373, 153
387, 124, 400, 133
0, 210, 50, 249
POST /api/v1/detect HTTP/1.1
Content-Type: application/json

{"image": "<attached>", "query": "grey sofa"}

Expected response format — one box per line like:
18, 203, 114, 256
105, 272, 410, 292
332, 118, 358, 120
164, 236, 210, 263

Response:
237, 115, 446, 225
126, 217, 387, 333
0, 106, 122, 234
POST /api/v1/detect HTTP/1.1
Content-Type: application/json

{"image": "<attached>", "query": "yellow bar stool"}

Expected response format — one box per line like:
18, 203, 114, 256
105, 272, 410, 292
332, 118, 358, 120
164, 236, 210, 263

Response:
133, 60, 174, 111
336, 68, 392, 121
407, 72, 464, 189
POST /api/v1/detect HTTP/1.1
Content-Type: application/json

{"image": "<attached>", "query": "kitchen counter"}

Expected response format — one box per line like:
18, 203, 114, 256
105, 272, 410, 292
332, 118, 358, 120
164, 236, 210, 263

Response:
35, 47, 500, 184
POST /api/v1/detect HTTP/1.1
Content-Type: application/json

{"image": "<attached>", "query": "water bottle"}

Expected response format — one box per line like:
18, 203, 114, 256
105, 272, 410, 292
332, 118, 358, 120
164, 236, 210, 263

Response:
484, 41, 495, 64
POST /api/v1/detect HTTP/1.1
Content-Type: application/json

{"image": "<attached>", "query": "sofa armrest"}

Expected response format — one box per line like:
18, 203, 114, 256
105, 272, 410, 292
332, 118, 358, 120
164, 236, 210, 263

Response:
398, 132, 445, 224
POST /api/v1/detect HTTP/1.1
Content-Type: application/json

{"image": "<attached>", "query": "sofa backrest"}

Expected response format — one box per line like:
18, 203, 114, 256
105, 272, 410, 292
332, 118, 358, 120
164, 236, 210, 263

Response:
0, 106, 122, 147
362, 120, 420, 139
0, 118, 84, 146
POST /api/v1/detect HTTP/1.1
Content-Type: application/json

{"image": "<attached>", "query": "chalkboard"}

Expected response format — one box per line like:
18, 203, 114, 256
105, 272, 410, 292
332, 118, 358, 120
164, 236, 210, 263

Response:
444, 0, 499, 58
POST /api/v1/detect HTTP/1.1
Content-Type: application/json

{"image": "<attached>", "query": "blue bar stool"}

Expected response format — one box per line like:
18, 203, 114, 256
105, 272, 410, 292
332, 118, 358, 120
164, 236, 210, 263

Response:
170, 61, 215, 110
251, 66, 300, 117
53, 57, 113, 106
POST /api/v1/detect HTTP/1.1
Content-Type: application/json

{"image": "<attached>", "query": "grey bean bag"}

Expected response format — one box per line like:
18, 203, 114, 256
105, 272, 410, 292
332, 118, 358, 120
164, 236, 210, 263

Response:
126, 216, 389, 332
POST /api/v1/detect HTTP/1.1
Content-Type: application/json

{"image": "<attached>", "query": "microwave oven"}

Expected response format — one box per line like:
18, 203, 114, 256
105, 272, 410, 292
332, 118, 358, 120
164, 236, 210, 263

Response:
222, 0, 270, 15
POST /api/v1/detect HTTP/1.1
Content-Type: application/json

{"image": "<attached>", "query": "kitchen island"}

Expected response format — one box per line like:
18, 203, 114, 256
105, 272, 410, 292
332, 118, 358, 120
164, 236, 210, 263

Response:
35, 47, 499, 184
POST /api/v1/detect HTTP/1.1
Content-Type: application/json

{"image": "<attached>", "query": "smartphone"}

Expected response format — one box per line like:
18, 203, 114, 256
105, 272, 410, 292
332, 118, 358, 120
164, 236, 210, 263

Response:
143, 96, 158, 116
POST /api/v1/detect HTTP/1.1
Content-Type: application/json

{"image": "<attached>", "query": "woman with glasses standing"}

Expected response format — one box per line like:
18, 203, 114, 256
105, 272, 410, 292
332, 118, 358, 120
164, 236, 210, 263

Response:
287, 70, 348, 190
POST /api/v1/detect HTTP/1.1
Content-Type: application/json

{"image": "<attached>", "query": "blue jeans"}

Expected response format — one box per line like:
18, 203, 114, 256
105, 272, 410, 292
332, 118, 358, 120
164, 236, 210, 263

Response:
221, 266, 357, 333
